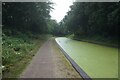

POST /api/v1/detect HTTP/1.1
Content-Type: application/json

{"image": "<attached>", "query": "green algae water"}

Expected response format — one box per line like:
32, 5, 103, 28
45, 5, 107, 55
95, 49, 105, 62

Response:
56, 37, 118, 78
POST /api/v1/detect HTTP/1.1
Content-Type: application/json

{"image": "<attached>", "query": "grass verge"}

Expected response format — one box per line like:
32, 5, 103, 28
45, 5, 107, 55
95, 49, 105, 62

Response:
2, 33, 51, 78
51, 38, 81, 78
68, 34, 118, 48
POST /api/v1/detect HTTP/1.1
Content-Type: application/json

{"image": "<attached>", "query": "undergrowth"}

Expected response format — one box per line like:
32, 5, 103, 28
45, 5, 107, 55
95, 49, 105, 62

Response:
2, 32, 51, 78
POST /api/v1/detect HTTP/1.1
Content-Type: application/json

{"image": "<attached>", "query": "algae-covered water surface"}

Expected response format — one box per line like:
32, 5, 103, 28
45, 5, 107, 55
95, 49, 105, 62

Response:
56, 37, 118, 78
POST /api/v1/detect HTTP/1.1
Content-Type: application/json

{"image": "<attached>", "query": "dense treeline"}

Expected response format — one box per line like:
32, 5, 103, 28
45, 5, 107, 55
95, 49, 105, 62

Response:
2, 2, 53, 35
46, 19, 66, 36
60, 2, 119, 42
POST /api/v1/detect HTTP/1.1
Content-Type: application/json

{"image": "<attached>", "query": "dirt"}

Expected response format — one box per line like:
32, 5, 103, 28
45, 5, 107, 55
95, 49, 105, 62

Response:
20, 38, 82, 78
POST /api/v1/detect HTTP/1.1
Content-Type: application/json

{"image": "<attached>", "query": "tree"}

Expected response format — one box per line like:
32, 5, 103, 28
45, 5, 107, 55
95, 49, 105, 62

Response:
2, 2, 53, 35
61, 2, 119, 39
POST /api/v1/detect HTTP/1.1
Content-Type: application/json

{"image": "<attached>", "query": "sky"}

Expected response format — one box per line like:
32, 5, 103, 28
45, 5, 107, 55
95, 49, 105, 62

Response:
50, 0, 74, 23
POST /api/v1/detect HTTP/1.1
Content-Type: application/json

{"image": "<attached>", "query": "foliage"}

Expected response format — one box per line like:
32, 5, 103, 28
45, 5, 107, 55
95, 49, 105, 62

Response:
60, 2, 119, 43
2, 33, 51, 77
47, 19, 66, 36
2, 34, 34, 72
2, 2, 54, 77
2, 2, 53, 34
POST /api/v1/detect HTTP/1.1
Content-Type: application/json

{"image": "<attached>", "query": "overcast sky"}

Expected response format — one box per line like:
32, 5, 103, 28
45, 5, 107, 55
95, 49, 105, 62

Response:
50, 0, 74, 23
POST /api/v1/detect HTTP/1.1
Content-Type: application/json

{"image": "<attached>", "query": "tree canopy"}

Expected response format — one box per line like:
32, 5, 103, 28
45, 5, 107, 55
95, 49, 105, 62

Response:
60, 2, 119, 39
2, 2, 53, 34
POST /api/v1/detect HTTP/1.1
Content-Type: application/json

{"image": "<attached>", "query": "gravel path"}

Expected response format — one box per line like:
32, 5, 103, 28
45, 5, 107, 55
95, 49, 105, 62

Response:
20, 38, 82, 78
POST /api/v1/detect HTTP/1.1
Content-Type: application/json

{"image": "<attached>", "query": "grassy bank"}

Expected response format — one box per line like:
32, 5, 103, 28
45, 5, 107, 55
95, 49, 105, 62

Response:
68, 34, 118, 48
2, 33, 51, 78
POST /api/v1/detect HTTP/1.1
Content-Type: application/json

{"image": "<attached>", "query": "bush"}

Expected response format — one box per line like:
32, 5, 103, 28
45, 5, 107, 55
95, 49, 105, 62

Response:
2, 34, 35, 73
